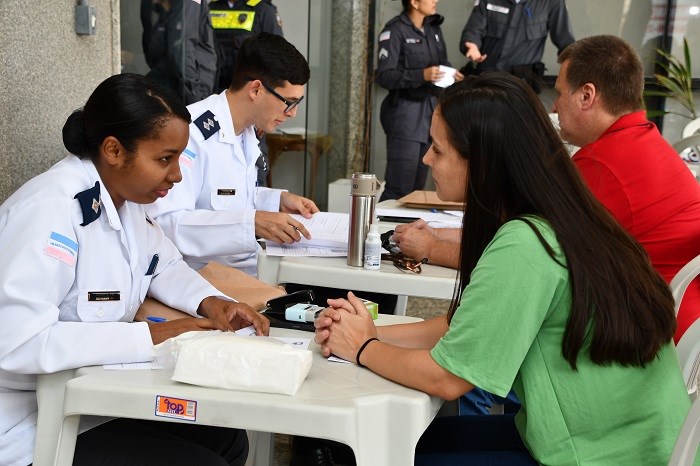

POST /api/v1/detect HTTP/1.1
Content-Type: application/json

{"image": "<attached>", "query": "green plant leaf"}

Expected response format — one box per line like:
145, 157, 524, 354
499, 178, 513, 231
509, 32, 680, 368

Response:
648, 39, 697, 122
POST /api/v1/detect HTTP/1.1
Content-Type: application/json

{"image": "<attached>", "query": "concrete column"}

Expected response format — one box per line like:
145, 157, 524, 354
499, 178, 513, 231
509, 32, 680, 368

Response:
327, 0, 374, 182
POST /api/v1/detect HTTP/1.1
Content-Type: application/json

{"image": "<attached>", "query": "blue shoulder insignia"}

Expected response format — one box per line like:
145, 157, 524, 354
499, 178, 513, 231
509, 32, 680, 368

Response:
194, 110, 220, 140
74, 181, 102, 226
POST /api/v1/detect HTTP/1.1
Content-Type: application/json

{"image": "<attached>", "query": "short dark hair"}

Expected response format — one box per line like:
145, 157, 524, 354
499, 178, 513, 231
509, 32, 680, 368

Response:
62, 73, 190, 162
440, 73, 674, 369
229, 32, 310, 91
401, 0, 411, 12
558, 35, 644, 116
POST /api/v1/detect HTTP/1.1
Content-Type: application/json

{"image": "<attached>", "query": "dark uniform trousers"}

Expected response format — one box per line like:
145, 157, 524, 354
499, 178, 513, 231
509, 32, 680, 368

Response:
69, 418, 248, 466
381, 136, 430, 202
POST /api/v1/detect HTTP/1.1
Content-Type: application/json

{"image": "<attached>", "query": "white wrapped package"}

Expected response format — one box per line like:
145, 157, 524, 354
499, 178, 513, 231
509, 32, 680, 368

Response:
171, 333, 312, 396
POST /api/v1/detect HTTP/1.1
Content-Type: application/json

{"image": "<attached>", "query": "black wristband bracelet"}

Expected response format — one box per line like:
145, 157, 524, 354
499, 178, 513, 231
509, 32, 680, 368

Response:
356, 337, 379, 368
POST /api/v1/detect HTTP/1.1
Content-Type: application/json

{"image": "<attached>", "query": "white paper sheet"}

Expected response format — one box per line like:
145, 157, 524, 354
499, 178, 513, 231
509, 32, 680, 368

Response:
265, 243, 347, 257
287, 212, 349, 248
434, 65, 457, 88
103, 361, 163, 370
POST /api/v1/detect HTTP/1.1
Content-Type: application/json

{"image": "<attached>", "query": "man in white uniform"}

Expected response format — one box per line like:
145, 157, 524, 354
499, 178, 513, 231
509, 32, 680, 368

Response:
147, 32, 318, 276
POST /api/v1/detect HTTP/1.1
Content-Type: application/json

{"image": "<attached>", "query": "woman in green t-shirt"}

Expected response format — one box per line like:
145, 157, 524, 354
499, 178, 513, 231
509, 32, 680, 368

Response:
314, 73, 689, 464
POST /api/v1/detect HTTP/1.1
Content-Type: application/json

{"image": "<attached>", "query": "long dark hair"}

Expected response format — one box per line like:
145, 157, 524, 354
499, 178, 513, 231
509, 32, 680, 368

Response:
442, 73, 675, 369
62, 73, 190, 162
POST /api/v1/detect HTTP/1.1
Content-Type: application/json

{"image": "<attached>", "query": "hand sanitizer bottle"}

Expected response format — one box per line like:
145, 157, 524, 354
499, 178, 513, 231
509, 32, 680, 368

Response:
364, 223, 381, 270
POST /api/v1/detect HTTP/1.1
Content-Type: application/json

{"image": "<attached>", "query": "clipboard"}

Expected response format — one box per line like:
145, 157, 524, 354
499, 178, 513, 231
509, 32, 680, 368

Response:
396, 190, 465, 210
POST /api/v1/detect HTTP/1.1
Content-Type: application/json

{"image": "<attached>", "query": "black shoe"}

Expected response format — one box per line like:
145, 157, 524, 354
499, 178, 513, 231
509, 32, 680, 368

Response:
289, 446, 335, 466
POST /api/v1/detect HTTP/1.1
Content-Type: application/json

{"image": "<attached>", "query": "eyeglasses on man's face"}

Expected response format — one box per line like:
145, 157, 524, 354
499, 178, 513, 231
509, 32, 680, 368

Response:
253, 79, 304, 113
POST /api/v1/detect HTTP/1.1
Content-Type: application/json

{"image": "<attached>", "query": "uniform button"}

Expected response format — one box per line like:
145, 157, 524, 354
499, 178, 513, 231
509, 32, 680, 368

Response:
97, 309, 105, 318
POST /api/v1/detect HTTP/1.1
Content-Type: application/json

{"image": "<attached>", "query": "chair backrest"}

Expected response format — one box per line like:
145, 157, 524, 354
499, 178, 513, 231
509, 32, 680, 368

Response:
669, 396, 700, 466
673, 134, 700, 157
677, 319, 700, 397
671, 255, 700, 317
682, 118, 700, 138
672, 254, 700, 396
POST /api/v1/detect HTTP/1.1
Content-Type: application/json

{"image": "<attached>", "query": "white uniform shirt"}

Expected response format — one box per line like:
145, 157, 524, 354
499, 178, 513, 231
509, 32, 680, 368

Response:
145, 91, 285, 275
0, 155, 224, 466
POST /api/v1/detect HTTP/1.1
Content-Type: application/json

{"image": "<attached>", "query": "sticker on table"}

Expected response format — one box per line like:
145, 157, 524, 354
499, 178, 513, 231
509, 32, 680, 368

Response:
155, 395, 197, 421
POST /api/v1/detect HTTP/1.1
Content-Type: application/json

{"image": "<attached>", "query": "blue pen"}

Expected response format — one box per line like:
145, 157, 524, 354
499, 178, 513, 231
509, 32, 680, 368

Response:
146, 254, 159, 276
146, 316, 167, 323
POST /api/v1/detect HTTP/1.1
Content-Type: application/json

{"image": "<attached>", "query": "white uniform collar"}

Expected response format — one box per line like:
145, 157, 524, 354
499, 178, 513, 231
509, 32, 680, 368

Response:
216, 90, 257, 144
79, 158, 123, 231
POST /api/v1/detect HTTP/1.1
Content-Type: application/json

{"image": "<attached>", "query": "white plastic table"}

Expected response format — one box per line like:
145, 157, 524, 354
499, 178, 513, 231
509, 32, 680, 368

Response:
35, 315, 443, 466
256, 212, 458, 314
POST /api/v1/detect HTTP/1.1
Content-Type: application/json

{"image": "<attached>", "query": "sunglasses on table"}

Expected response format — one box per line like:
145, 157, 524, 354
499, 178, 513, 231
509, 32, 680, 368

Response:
379, 230, 427, 274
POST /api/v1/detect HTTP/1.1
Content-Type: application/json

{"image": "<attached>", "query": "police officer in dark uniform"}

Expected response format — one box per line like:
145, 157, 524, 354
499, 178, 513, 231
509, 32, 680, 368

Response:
459, 0, 574, 93
209, 0, 283, 187
140, 0, 218, 105
209, 0, 283, 92
376, 0, 462, 201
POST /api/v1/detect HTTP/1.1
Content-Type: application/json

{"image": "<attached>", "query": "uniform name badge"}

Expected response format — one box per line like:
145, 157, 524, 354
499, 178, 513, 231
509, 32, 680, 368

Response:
217, 189, 236, 195
87, 291, 121, 301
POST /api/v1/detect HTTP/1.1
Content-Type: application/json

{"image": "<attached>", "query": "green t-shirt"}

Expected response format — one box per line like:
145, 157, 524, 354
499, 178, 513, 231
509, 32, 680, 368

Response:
431, 217, 690, 465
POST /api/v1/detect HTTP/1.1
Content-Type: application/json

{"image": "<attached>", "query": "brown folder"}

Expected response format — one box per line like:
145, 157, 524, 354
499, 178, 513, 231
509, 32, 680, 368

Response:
397, 190, 465, 210
135, 261, 286, 321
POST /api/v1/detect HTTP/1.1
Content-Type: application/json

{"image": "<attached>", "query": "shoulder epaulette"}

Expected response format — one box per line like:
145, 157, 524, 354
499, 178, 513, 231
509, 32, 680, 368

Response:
74, 181, 101, 226
193, 110, 221, 140
246, 0, 262, 6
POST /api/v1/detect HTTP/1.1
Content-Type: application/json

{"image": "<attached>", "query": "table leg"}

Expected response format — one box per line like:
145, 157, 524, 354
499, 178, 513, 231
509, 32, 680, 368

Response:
34, 370, 76, 466
54, 415, 81, 466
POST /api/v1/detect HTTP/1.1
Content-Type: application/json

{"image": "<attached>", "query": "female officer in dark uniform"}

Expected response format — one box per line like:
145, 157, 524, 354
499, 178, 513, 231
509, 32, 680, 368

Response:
376, 0, 462, 201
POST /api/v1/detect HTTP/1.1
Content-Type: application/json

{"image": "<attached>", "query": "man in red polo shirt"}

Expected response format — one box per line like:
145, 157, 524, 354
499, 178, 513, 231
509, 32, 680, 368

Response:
553, 34, 700, 342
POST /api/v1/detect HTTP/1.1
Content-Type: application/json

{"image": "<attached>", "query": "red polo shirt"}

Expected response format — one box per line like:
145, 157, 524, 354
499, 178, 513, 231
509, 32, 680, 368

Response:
573, 111, 700, 342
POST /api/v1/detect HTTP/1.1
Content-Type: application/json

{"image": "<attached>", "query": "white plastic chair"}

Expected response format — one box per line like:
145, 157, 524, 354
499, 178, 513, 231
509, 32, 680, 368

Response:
667, 255, 700, 464
669, 396, 700, 466
682, 118, 700, 138
673, 134, 700, 180
672, 254, 700, 397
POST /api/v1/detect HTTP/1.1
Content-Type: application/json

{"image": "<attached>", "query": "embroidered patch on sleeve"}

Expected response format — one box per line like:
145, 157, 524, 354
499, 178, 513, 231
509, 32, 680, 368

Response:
44, 231, 79, 267
179, 148, 197, 168
379, 31, 391, 42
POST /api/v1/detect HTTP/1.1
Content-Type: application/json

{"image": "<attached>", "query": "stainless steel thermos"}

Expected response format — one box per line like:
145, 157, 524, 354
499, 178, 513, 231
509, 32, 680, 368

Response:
347, 173, 381, 267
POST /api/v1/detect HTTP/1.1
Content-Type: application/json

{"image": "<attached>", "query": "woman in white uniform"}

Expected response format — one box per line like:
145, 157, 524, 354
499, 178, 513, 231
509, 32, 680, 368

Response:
0, 73, 268, 466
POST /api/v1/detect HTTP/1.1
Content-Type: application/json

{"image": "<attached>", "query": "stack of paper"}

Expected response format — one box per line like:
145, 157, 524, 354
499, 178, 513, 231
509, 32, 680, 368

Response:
266, 212, 349, 257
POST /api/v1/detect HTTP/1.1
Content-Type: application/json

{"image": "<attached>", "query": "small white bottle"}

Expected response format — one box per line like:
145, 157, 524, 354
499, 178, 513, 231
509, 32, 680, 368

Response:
364, 223, 381, 270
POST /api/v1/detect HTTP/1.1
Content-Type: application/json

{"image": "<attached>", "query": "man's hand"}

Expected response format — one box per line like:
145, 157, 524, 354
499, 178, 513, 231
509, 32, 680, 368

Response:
197, 297, 270, 336
465, 42, 487, 63
279, 191, 319, 218
423, 66, 445, 83
147, 317, 219, 345
392, 220, 437, 262
255, 211, 310, 244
